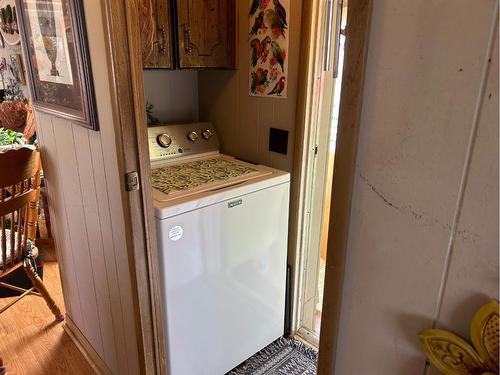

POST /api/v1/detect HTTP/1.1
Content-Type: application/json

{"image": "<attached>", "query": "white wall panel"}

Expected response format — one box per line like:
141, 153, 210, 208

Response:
34, 0, 141, 373
334, 0, 499, 373
435, 31, 499, 337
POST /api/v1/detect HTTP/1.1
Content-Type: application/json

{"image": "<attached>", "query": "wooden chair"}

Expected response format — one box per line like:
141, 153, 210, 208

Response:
0, 147, 64, 373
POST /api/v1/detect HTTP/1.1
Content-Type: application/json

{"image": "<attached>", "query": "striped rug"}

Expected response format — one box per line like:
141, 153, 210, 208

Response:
228, 337, 318, 375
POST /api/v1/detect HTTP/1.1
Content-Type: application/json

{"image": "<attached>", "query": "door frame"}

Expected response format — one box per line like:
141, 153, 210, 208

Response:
100, 0, 165, 374
288, 0, 327, 339
292, 0, 345, 344
290, 0, 373, 372
318, 0, 372, 372
99, 0, 373, 373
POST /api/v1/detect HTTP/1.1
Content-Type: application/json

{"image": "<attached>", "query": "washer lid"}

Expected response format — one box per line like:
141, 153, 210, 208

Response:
151, 154, 272, 202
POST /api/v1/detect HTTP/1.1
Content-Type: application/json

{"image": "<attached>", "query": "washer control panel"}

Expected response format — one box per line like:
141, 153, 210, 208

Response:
148, 122, 220, 162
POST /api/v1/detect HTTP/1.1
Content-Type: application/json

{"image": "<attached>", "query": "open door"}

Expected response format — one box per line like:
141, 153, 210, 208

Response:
294, 0, 347, 345
290, 0, 373, 372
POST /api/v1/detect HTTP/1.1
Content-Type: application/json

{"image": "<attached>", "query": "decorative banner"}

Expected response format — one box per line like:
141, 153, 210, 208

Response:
249, 0, 289, 98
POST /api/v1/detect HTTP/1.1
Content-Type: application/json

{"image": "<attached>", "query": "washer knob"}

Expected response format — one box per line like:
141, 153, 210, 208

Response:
157, 133, 172, 148
187, 131, 199, 142
202, 129, 213, 140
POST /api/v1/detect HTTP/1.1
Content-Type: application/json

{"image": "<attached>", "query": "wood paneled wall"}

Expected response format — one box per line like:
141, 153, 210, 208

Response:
198, 2, 304, 173
333, 1, 499, 373
34, 0, 140, 373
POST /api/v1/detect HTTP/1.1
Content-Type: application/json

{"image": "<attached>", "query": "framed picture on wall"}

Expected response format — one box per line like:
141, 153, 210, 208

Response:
16, 0, 99, 130
9, 53, 25, 84
0, 0, 21, 46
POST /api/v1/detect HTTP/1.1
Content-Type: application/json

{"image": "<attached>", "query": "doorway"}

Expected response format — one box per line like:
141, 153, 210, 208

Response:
103, 0, 372, 372
294, 0, 348, 346
311, 4, 347, 337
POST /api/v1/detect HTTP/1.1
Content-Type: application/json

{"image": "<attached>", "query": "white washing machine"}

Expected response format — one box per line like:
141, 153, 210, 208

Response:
149, 123, 290, 375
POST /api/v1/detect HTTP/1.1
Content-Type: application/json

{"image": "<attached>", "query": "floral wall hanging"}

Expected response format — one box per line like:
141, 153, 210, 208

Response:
249, 0, 289, 98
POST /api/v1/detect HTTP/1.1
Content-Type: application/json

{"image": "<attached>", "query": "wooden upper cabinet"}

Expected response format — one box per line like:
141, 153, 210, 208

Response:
175, 0, 236, 69
140, 0, 174, 69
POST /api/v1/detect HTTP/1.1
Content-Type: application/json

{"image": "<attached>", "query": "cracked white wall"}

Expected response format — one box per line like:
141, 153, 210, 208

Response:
334, 1, 499, 374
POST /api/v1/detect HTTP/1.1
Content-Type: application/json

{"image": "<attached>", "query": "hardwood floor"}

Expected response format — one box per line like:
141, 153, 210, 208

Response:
0, 262, 95, 375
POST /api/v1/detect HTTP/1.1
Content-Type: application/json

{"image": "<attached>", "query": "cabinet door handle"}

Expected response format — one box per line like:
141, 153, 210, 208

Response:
184, 25, 193, 54
159, 25, 167, 55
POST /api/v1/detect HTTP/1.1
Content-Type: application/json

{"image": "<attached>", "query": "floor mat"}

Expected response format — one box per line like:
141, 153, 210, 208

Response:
228, 337, 318, 375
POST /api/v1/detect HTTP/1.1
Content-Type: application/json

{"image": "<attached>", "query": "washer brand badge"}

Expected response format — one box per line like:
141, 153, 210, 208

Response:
228, 199, 243, 208
169, 226, 183, 241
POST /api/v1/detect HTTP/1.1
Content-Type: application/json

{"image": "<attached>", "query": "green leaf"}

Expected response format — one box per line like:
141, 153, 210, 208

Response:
0, 127, 25, 146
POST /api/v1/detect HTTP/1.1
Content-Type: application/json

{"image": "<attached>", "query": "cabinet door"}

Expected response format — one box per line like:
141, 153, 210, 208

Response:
176, 0, 236, 69
139, 0, 155, 65
140, 0, 174, 69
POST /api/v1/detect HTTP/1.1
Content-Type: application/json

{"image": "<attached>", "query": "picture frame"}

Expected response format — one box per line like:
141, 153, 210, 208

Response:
0, 0, 20, 46
16, 0, 99, 130
9, 53, 25, 84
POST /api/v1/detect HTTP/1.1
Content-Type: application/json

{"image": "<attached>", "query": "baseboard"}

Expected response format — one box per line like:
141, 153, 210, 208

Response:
295, 326, 320, 348
63, 315, 113, 375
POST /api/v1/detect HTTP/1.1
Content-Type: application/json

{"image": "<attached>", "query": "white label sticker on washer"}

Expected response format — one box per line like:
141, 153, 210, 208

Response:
169, 226, 183, 241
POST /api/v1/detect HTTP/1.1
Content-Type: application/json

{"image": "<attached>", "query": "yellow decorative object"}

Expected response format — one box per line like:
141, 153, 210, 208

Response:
419, 300, 499, 375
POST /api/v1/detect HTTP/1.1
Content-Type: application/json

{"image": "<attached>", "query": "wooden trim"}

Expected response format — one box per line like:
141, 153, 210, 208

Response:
64, 315, 113, 375
296, 326, 320, 348
317, 0, 373, 373
290, 0, 340, 335
298, 0, 342, 334
100, 0, 166, 374
288, 0, 320, 334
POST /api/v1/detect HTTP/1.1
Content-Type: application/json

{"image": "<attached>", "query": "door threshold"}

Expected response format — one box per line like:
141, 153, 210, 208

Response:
295, 327, 320, 348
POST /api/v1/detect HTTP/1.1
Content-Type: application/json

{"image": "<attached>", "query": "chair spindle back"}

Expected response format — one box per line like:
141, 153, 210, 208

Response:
0, 147, 41, 275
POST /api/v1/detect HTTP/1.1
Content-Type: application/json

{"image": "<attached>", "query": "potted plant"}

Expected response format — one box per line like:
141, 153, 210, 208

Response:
0, 127, 25, 151
0, 57, 37, 143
